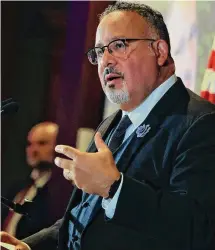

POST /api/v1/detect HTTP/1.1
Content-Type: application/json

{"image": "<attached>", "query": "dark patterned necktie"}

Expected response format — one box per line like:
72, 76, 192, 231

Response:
108, 115, 132, 153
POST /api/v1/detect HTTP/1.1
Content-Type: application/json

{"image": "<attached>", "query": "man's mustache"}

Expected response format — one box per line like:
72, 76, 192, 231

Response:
103, 67, 124, 82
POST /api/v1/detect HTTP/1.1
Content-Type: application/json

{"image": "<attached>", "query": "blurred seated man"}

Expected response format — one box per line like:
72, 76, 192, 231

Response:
2, 122, 59, 239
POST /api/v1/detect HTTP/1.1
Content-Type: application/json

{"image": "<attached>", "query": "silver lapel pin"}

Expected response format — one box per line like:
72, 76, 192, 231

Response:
136, 124, 151, 138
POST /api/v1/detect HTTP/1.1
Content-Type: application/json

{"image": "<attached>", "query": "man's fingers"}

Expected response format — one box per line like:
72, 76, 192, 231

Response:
63, 169, 75, 182
54, 157, 74, 170
55, 145, 80, 160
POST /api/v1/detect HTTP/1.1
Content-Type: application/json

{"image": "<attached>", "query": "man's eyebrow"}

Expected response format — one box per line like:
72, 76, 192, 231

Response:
95, 36, 127, 47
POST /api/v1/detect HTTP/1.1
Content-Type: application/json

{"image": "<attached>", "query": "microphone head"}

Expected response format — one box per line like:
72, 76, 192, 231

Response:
1, 98, 13, 106
1, 102, 19, 115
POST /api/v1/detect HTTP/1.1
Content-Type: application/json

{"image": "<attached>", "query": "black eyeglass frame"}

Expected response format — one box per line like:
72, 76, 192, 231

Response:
86, 38, 157, 65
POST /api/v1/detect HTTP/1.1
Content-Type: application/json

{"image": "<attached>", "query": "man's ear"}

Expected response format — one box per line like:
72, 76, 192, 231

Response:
153, 40, 169, 66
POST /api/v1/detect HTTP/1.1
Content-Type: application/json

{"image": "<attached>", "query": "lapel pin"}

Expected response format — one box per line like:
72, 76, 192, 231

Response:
136, 124, 151, 138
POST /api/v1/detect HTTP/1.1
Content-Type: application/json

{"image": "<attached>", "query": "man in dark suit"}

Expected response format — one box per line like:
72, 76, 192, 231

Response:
1, 2, 215, 250
2, 122, 59, 239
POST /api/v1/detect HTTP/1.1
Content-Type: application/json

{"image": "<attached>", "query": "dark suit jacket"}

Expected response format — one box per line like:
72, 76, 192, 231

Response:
24, 78, 215, 250
1, 176, 61, 240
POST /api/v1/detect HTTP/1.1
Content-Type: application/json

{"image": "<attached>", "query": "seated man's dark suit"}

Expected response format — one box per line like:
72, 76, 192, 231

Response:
23, 78, 215, 250
1, 174, 61, 240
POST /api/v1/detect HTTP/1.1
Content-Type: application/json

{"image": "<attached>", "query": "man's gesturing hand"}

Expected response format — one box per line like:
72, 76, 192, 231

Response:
54, 132, 120, 197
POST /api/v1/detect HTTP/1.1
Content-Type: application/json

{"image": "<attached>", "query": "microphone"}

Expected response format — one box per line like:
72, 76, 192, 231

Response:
1, 196, 33, 216
1, 98, 13, 106
1, 101, 19, 115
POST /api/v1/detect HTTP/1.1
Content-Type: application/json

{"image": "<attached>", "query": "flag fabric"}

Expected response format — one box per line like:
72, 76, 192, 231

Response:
200, 36, 215, 104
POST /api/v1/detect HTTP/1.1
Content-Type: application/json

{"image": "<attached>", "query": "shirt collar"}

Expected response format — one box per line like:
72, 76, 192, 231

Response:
122, 74, 177, 129
31, 169, 52, 188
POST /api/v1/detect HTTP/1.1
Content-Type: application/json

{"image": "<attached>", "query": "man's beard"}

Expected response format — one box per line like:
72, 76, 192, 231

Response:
103, 79, 130, 104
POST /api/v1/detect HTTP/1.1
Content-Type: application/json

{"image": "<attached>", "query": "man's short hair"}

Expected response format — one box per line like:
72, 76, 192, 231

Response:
99, 1, 171, 56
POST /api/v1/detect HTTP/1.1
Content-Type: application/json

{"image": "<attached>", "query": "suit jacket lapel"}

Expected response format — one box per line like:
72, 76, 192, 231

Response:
86, 110, 122, 153
116, 78, 189, 173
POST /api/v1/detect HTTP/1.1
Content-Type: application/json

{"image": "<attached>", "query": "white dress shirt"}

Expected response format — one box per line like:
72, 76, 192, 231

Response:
102, 74, 177, 218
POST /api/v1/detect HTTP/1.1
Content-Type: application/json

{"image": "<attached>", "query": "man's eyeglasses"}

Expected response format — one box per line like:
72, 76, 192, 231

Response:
86, 38, 156, 65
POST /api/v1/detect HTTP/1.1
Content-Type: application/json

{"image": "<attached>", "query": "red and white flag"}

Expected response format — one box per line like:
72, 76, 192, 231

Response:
200, 36, 215, 104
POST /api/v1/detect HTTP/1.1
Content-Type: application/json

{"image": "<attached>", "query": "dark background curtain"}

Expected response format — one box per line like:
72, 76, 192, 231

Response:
1, 1, 111, 218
